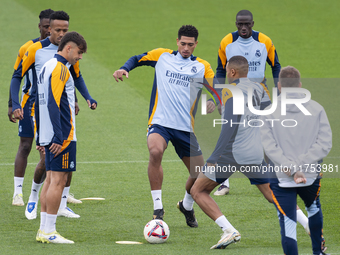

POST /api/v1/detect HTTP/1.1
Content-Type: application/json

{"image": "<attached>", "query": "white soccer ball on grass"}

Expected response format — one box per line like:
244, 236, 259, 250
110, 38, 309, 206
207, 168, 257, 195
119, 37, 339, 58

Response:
143, 219, 170, 244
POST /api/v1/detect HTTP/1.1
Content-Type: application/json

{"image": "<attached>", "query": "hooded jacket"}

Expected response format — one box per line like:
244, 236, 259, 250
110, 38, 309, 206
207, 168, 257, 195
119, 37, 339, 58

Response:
260, 92, 332, 187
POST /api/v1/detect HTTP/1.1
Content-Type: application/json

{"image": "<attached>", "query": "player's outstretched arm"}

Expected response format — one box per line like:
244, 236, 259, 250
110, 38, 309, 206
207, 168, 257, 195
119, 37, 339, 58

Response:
71, 71, 97, 110
113, 69, 129, 82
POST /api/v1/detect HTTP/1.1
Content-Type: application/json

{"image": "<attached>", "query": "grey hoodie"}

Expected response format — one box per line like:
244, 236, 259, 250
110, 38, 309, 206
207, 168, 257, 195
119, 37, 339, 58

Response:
260, 92, 332, 187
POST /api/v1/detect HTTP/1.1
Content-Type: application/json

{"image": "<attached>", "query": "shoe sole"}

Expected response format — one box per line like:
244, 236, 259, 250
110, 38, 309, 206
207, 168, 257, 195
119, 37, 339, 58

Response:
12, 203, 24, 206
67, 198, 82, 204
213, 189, 230, 196
26, 214, 37, 220
12, 201, 24, 206
210, 233, 241, 249
213, 192, 229, 196
67, 200, 82, 204
57, 214, 80, 218
39, 236, 74, 244
40, 237, 50, 243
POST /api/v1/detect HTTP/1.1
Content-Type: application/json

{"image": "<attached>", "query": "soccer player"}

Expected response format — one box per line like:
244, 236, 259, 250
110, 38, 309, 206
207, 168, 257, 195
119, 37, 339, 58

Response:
261, 66, 332, 255
35, 31, 95, 244
10, 11, 96, 219
113, 25, 215, 227
191, 56, 278, 249
214, 9, 281, 196
9, 9, 54, 207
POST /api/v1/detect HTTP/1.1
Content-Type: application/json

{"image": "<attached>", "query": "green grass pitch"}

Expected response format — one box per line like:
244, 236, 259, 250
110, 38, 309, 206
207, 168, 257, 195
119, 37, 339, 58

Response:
0, 0, 339, 254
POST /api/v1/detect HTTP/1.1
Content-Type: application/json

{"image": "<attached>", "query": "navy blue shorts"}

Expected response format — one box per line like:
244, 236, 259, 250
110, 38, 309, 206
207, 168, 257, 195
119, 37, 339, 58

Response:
147, 124, 202, 159
45, 141, 76, 172
18, 96, 35, 138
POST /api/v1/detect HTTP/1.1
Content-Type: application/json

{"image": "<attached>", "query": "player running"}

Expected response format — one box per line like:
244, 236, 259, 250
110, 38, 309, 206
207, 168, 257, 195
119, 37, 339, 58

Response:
191, 56, 277, 249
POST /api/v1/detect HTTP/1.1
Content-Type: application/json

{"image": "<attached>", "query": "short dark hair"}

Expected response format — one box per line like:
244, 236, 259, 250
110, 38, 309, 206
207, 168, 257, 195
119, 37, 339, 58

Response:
236, 10, 253, 20
279, 66, 301, 87
58, 31, 87, 53
49, 11, 69, 22
39, 9, 54, 20
178, 25, 199, 41
228, 55, 249, 75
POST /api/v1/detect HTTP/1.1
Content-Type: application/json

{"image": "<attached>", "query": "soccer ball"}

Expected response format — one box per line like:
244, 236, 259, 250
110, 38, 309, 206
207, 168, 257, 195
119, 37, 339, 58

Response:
143, 219, 170, 244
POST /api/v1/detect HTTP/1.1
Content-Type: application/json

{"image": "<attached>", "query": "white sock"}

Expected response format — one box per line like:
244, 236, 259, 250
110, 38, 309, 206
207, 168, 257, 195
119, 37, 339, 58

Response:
296, 208, 308, 228
14, 177, 24, 197
215, 215, 236, 232
40, 212, 46, 232
182, 191, 194, 211
45, 214, 57, 234
58, 186, 70, 211
28, 180, 43, 202
223, 179, 230, 187
151, 190, 162, 210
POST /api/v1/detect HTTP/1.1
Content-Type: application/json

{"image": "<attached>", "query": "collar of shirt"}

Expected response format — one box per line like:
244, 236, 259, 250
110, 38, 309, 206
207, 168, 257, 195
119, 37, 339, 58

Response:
175, 51, 192, 61
54, 54, 69, 66
237, 36, 254, 44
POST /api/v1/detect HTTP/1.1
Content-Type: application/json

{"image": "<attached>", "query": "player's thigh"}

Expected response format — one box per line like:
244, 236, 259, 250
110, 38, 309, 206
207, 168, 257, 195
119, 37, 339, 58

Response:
182, 155, 204, 178
50, 171, 69, 187
147, 125, 169, 155
171, 130, 202, 159
191, 172, 219, 196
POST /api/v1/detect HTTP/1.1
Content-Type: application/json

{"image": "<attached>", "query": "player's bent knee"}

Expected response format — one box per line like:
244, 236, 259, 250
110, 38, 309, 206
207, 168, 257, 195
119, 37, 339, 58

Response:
19, 138, 33, 156
190, 185, 199, 201
149, 147, 164, 161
